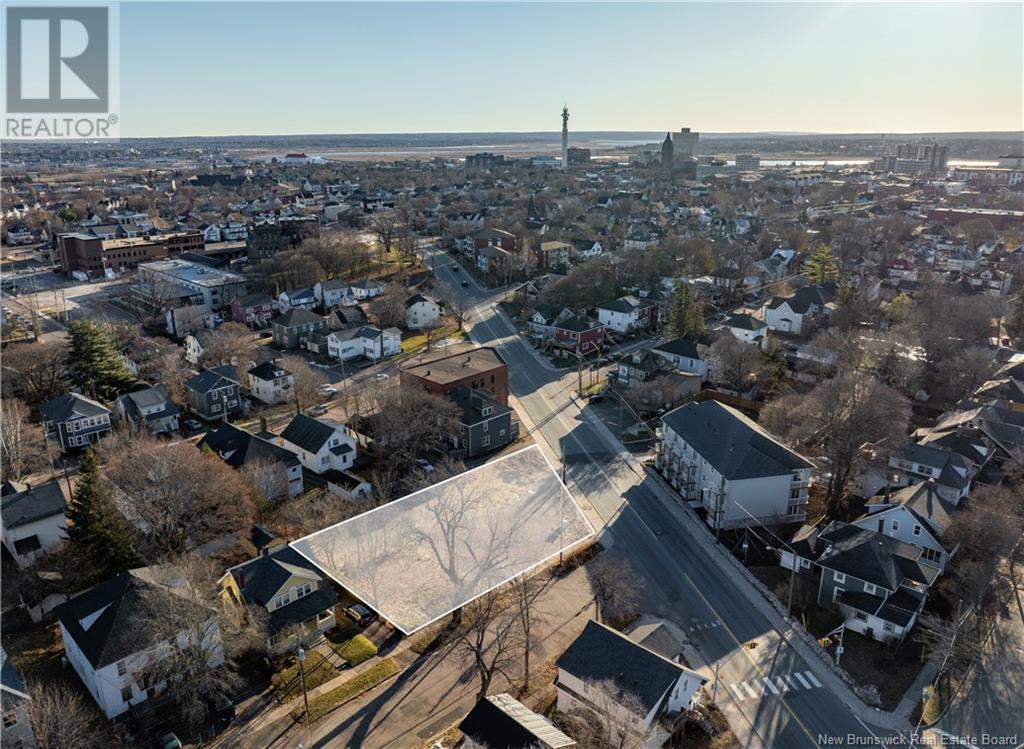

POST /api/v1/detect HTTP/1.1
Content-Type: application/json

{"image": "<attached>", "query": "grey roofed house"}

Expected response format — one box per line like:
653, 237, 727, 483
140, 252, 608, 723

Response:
55, 567, 214, 670
116, 385, 180, 427
660, 400, 813, 480
458, 693, 576, 749
816, 521, 940, 591
1, 479, 68, 529
247, 360, 292, 383
234, 291, 275, 308
404, 292, 438, 308
273, 308, 324, 328
199, 422, 300, 471
652, 336, 702, 361
556, 619, 704, 717
891, 443, 973, 492
280, 413, 343, 454
186, 364, 241, 395
39, 392, 110, 422
766, 283, 838, 314
223, 545, 339, 637
723, 312, 765, 331
865, 482, 956, 539
1, 645, 29, 706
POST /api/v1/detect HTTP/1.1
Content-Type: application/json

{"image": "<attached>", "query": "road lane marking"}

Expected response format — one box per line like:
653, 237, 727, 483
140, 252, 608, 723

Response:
761, 678, 780, 695
741, 682, 761, 699
804, 672, 822, 688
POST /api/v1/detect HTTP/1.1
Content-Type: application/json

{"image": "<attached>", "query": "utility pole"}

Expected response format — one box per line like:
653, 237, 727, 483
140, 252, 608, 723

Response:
296, 635, 311, 735
714, 476, 726, 543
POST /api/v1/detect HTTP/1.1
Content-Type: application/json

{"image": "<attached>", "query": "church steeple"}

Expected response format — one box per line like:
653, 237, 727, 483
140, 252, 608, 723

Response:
661, 131, 674, 173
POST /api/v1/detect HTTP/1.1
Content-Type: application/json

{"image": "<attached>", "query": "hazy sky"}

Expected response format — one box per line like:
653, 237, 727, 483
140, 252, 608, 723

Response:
120, 2, 1023, 137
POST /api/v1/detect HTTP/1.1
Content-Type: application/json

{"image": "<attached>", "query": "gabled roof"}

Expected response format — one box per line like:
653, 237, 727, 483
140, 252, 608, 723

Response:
405, 293, 438, 308
865, 482, 955, 540
55, 567, 214, 670
816, 521, 939, 591
39, 392, 110, 422
248, 361, 292, 381
186, 365, 240, 394
225, 544, 327, 609
652, 337, 703, 361
199, 423, 300, 470
1, 479, 67, 529
273, 308, 323, 328
556, 620, 703, 716
459, 693, 576, 749
280, 413, 342, 454
724, 312, 765, 331
661, 400, 813, 479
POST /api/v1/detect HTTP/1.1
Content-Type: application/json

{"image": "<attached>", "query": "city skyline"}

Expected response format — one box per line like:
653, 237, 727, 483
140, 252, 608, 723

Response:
117, 2, 1023, 138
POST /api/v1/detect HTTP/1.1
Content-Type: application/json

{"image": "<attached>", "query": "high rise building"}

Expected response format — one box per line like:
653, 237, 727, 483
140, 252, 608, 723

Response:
561, 106, 569, 171
661, 132, 674, 172
676, 127, 699, 159
735, 154, 760, 171
877, 140, 949, 175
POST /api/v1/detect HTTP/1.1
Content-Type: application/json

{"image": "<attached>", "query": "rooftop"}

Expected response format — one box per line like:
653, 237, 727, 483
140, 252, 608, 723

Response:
403, 347, 506, 385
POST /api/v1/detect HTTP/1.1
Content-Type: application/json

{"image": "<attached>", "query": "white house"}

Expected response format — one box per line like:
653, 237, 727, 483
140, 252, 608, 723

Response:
596, 296, 655, 334
279, 414, 357, 474
56, 567, 225, 720
404, 294, 443, 330
650, 337, 708, 379
762, 285, 832, 336
314, 279, 354, 308
349, 279, 385, 300
327, 325, 402, 362
1, 480, 68, 568
247, 360, 294, 405
556, 620, 706, 743
656, 400, 814, 529
721, 312, 768, 344
278, 288, 317, 312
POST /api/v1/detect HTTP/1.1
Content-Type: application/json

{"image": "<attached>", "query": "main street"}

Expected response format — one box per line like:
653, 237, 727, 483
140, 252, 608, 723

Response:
423, 246, 905, 748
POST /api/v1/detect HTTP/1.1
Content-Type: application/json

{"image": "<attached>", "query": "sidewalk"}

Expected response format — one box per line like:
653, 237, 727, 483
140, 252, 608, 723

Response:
642, 465, 915, 732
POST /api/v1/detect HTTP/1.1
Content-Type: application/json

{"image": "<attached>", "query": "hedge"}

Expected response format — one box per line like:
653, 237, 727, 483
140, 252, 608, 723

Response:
292, 658, 400, 722
272, 651, 336, 702
335, 634, 378, 666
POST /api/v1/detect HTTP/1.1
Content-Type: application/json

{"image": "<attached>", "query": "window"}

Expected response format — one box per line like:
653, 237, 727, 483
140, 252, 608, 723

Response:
482, 435, 491, 448
121, 686, 133, 702
481, 406, 493, 417
883, 622, 895, 633
890, 519, 900, 532
211, 404, 221, 413
482, 422, 488, 433
3, 712, 18, 728
864, 583, 877, 596
321, 455, 329, 465
317, 610, 332, 622
295, 582, 313, 599
273, 593, 291, 609
800, 558, 812, 569
922, 547, 942, 563
854, 612, 867, 622
787, 500, 803, 516
833, 571, 846, 584
117, 660, 127, 676
912, 524, 921, 537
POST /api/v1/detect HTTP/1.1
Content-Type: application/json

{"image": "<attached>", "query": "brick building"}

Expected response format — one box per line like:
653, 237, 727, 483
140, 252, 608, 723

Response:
400, 347, 509, 406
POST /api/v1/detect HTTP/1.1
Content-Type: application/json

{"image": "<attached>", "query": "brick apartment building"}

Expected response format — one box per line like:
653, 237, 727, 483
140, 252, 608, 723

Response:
400, 347, 509, 406
57, 234, 168, 275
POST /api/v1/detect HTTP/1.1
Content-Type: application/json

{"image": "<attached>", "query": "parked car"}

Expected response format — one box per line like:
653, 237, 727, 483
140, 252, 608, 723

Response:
374, 373, 389, 381
415, 458, 435, 473
321, 385, 338, 396
461, 280, 469, 288
451, 265, 459, 272
183, 419, 202, 431
344, 603, 376, 626
156, 733, 182, 749
309, 404, 328, 416
206, 695, 235, 730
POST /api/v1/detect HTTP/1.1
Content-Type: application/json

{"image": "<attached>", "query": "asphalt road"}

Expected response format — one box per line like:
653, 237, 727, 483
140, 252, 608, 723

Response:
422, 246, 903, 748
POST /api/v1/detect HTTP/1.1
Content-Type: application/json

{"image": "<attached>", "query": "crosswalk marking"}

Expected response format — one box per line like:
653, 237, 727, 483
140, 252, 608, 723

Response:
685, 619, 721, 633
728, 671, 823, 701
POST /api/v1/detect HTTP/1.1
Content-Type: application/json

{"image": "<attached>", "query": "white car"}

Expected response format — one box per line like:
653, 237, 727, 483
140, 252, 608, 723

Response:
374, 373, 390, 381
321, 385, 338, 396
415, 459, 435, 473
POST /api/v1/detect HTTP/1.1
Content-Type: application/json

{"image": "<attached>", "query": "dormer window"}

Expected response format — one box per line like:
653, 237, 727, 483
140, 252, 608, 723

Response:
481, 406, 493, 417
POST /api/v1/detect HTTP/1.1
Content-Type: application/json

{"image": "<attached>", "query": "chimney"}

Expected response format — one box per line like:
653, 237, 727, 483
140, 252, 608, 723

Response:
260, 417, 268, 433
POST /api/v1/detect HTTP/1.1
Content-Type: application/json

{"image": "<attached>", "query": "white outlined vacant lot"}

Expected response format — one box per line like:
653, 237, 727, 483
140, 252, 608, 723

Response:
292, 446, 594, 634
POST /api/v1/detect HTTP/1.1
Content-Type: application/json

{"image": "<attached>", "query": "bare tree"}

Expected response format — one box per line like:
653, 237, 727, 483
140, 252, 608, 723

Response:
762, 372, 910, 515
373, 282, 407, 329
708, 331, 760, 392
365, 386, 460, 470
0, 398, 50, 481
453, 589, 525, 700
589, 554, 641, 624
1, 339, 68, 405
103, 433, 257, 559
372, 212, 400, 259
558, 678, 657, 749
509, 573, 549, 692
26, 681, 105, 749
271, 487, 382, 538
240, 457, 291, 505
281, 355, 327, 414
199, 322, 257, 368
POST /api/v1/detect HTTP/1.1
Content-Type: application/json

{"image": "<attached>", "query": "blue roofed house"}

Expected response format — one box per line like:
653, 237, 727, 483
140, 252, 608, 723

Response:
219, 544, 339, 651
655, 400, 814, 529
185, 365, 243, 421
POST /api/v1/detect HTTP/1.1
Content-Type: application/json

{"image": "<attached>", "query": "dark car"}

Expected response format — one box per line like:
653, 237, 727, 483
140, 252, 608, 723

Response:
344, 603, 376, 626
207, 695, 235, 729
461, 280, 469, 288
451, 265, 459, 272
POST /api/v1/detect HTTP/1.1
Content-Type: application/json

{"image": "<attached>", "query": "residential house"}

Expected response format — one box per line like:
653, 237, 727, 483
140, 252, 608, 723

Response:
349, 279, 385, 301
1, 647, 36, 749
656, 400, 814, 528
551, 315, 605, 355
405, 294, 443, 330
326, 305, 369, 331
230, 292, 276, 328
651, 337, 708, 379
556, 620, 706, 743
597, 295, 656, 335
535, 241, 572, 268
199, 423, 303, 498
615, 350, 701, 413
401, 347, 509, 405
458, 693, 576, 749
962, 268, 1013, 296
327, 325, 402, 362
247, 361, 294, 406
323, 470, 373, 501
278, 287, 317, 312
114, 384, 180, 435
314, 279, 354, 309
219, 544, 339, 651
721, 312, 768, 344
853, 482, 958, 572
813, 522, 939, 644
39, 393, 112, 453
571, 238, 603, 262
271, 309, 326, 349
449, 387, 519, 458
477, 244, 514, 274
1, 479, 68, 568
762, 284, 835, 336
56, 567, 225, 719
887, 443, 976, 504
526, 304, 573, 343
279, 414, 357, 474
185, 365, 243, 421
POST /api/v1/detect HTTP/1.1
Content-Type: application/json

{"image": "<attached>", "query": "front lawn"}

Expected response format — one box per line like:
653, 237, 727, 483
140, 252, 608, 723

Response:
401, 324, 465, 353
271, 650, 337, 702
292, 658, 400, 722
333, 634, 378, 666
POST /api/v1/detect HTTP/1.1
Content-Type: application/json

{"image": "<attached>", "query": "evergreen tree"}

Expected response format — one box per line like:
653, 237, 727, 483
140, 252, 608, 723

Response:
804, 244, 840, 285
666, 283, 705, 339
67, 319, 134, 399
65, 449, 135, 578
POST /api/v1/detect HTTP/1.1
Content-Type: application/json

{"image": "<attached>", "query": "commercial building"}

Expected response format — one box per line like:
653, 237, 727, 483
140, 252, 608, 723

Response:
735, 154, 761, 171
137, 259, 249, 310
57, 233, 167, 275
401, 347, 509, 405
